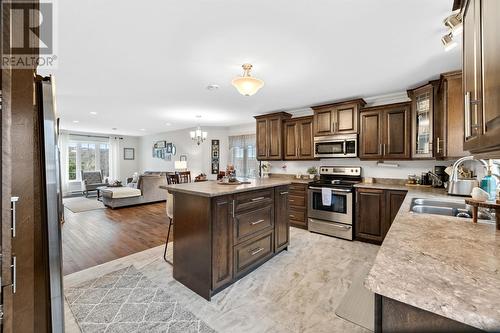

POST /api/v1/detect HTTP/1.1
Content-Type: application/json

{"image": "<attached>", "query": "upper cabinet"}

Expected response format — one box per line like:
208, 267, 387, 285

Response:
462, 0, 500, 154
359, 102, 411, 160
408, 84, 434, 159
284, 116, 315, 160
255, 112, 291, 161
312, 99, 366, 136
434, 71, 468, 159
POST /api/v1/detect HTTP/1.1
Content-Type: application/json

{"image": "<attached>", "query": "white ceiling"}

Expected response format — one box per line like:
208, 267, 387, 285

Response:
40, 0, 461, 136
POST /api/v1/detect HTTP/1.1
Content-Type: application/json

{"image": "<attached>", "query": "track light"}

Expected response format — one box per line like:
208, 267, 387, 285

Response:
441, 33, 457, 52
443, 13, 463, 36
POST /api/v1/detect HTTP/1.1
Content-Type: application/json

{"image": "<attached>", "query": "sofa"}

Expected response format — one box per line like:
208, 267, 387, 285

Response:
101, 174, 168, 209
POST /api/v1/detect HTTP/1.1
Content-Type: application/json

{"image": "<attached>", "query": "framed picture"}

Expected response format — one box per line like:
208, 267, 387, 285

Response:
156, 140, 166, 148
124, 148, 135, 160
211, 139, 220, 174
166, 143, 173, 153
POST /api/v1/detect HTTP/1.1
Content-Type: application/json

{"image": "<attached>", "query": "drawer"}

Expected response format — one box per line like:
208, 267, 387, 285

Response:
234, 189, 273, 212
288, 194, 306, 208
289, 208, 306, 222
234, 230, 274, 277
290, 183, 307, 193
234, 205, 273, 244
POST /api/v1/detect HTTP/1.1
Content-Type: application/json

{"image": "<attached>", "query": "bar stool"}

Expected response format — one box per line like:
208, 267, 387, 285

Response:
163, 190, 174, 265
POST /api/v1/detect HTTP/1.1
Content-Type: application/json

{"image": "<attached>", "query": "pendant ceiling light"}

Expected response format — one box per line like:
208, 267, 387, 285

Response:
232, 63, 264, 96
190, 116, 207, 145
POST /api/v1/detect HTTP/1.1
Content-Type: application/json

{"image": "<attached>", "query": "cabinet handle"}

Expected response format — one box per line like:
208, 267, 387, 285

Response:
464, 92, 471, 138
250, 247, 264, 256
280, 191, 288, 195
11, 256, 16, 294
251, 196, 266, 202
11, 196, 19, 238
436, 137, 441, 154
380, 144, 383, 155
232, 199, 235, 218
289, 199, 295, 202
383, 143, 386, 156
250, 219, 265, 226
289, 214, 295, 218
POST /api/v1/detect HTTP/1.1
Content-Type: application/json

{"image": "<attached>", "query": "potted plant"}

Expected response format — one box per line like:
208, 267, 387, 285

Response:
307, 166, 318, 179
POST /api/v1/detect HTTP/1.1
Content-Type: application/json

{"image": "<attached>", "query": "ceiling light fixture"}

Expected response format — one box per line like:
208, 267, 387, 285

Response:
443, 12, 463, 36
206, 84, 219, 91
72, 120, 79, 123
165, 122, 172, 126
441, 33, 457, 52
190, 115, 207, 145
232, 63, 264, 96
89, 111, 97, 115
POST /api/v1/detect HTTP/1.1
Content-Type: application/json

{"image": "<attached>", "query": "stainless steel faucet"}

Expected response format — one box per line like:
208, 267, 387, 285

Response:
448, 156, 488, 196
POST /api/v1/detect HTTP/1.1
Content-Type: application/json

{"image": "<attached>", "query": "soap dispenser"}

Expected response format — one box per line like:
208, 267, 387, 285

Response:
480, 165, 497, 201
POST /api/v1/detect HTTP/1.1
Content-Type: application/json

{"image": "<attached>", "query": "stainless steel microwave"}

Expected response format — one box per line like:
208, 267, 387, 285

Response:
314, 134, 357, 158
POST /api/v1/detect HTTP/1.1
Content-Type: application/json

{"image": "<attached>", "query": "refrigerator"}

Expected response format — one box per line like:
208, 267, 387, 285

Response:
37, 75, 65, 332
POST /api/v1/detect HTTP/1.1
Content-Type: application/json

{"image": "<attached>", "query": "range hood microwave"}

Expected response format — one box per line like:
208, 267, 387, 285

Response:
314, 134, 357, 158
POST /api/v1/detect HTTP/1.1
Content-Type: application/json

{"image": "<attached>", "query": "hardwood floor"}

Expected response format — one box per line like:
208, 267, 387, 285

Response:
62, 202, 169, 275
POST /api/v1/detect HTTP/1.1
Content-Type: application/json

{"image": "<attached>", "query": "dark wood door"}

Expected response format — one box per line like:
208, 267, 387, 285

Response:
355, 188, 386, 244
480, 0, 500, 151
384, 191, 406, 237
298, 117, 314, 159
256, 119, 268, 159
274, 186, 290, 252
268, 116, 282, 160
335, 105, 358, 134
313, 108, 334, 136
284, 121, 298, 159
211, 195, 233, 290
359, 110, 383, 159
383, 105, 411, 159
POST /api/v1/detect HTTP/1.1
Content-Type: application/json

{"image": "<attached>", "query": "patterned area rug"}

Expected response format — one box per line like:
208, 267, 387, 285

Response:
63, 197, 105, 213
65, 266, 217, 333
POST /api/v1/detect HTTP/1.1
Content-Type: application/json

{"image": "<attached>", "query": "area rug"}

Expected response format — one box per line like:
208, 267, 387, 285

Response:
65, 265, 216, 333
63, 197, 105, 213
335, 265, 374, 331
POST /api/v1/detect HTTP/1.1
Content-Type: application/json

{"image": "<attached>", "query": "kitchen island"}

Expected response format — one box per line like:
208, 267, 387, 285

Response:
359, 183, 499, 332
161, 178, 291, 300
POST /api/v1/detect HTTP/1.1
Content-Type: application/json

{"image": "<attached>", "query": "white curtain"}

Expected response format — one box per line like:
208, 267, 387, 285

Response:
109, 137, 120, 182
58, 131, 70, 195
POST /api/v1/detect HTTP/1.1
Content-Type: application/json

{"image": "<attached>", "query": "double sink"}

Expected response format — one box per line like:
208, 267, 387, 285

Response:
410, 198, 494, 220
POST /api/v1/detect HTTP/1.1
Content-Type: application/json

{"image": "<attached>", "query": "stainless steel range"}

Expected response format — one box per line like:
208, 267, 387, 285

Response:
308, 166, 361, 240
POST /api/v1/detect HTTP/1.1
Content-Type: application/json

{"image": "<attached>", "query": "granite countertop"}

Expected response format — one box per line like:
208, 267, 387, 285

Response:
160, 178, 292, 197
363, 185, 500, 331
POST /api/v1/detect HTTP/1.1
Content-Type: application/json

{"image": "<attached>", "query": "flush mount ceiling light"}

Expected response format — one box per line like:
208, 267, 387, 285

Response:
231, 63, 264, 96
441, 32, 458, 52
443, 12, 463, 36
190, 115, 208, 145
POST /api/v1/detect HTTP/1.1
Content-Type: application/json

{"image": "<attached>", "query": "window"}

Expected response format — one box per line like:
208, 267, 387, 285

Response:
67, 140, 110, 181
229, 135, 257, 178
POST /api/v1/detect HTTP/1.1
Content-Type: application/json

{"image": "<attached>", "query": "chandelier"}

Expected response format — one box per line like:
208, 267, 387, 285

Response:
190, 125, 207, 145
232, 63, 264, 96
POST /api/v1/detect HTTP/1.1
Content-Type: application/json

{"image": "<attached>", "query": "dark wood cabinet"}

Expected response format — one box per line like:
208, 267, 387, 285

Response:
462, 0, 500, 154
355, 188, 406, 245
359, 103, 411, 160
288, 182, 308, 229
212, 195, 234, 291
255, 112, 291, 160
274, 186, 290, 252
284, 116, 314, 160
434, 71, 468, 159
312, 99, 366, 136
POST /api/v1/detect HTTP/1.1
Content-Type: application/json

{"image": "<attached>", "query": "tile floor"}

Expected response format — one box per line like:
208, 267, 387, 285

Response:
64, 228, 379, 333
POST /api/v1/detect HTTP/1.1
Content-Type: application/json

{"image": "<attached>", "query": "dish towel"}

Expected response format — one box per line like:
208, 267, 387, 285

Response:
322, 188, 332, 206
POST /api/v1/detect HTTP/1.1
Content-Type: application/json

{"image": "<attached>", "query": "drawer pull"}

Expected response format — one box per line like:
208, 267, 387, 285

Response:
251, 196, 266, 202
250, 219, 265, 226
250, 247, 264, 256
280, 191, 288, 195
289, 214, 295, 218
289, 199, 295, 202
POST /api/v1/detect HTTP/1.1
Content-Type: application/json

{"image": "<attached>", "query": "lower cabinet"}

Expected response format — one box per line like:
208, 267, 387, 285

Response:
288, 182, 308, 228
274, 186, 290, 252
355, 188, 406, 245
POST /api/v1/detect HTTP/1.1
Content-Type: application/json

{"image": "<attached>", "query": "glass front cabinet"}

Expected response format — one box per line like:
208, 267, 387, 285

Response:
408, 83, 434, 158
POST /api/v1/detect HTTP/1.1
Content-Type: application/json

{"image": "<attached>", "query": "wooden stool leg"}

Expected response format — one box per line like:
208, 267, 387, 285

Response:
472, 206, 478, 224
496, 208, 500, 231
163, 217, 173, 265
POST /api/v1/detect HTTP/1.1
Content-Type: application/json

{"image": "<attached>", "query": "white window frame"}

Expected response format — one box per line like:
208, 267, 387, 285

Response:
68, 140, 110, 181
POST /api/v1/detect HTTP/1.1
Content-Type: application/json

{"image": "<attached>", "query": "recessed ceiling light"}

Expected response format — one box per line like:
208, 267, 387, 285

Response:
165, 122, 172, 126
89, 111, 97, 115
206, 84, 219, 91
195, 115, 202, 119
112, 128, 117, 130
140, 128, 146, 131
73, 120, 79, 123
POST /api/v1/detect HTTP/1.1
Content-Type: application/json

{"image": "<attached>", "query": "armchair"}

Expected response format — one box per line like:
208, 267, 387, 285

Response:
81, 171, 108, 197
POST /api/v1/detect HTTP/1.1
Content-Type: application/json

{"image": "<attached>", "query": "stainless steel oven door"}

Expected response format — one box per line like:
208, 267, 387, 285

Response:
308, 187, 353, 224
